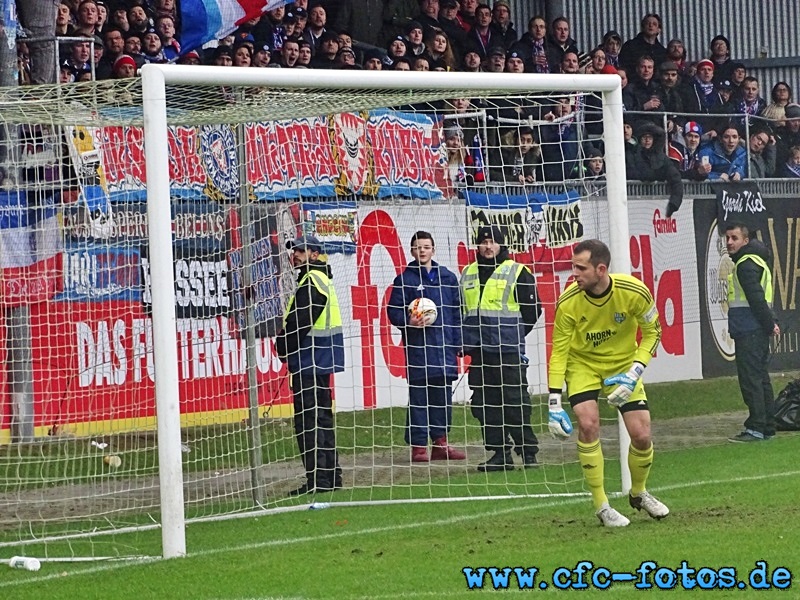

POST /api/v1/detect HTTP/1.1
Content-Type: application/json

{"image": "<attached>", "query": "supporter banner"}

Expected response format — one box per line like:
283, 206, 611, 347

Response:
78, 112, 444, 204
58, 246, 141, 302
696, 197, 798, 377
0, 190, 62, 306
714, 180, 768, 234
24, 301, 290, 436
179, 0, 290, 55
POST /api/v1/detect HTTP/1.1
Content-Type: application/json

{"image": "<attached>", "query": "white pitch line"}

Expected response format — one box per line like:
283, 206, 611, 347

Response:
2, 468, 799, 591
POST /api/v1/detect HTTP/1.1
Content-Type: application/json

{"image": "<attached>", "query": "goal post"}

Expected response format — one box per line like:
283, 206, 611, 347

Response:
140, 66, 632, 559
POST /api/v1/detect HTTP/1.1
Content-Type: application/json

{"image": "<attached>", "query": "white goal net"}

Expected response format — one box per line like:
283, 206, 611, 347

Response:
0, 68, 629, 560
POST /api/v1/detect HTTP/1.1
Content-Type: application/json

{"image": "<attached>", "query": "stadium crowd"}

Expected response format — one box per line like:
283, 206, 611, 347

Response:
17, 0, 800, 185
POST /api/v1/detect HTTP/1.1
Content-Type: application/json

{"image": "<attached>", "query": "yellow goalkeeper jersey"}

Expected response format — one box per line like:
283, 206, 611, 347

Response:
548, 274, 662, 391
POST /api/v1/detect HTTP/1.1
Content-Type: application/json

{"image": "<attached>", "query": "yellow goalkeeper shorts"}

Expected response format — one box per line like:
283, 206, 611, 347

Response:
565, 357, 647, 404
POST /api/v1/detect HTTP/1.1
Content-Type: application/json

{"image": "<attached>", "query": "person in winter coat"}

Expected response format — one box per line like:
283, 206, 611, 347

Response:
626, 122, 684, 216
276, 236, 345, 496
724, 224, 781, 443
387, 232, 466, 463
697, 125, 748, 181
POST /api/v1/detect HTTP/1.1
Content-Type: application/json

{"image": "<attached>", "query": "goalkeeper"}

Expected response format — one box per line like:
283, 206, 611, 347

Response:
548, 239, 669, 527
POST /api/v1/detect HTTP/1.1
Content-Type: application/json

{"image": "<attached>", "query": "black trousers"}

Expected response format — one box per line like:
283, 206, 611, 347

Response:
468, 351, 538, 456
734, 332, 776, 437
292, 374, 342, 488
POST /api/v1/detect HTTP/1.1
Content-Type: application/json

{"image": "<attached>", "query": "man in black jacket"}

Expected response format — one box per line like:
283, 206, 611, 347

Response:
461, 225, 541, 471
725, 224, 781, 443
625, 122, 683, 217
276, 236, 345, 495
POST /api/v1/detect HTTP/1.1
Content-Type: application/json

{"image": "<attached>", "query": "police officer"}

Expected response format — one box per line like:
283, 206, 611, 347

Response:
276, 236, 344, 494
461, 225, 541, 470
725, 223, 781, 442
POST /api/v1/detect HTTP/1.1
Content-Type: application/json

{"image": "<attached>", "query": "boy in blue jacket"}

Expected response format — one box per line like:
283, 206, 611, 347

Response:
387, 231, 467, 462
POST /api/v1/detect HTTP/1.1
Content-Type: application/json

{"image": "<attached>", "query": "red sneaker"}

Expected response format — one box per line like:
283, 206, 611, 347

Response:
430, 437, 466, 460
411, 446, 430, 462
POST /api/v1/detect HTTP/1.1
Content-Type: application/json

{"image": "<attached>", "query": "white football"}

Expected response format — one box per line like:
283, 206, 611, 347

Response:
408, 297, 438, 327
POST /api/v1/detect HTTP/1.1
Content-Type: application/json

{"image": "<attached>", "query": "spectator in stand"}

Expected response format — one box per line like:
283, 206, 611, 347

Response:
777, 145, 800, 178
462, 45, 483, 72
585, 48, 606, 74
65, 39, 92, 75
310, 31, 339, 68
709, 34, 734, 83
75, 0, 100, 35
438, 0, 469, 58
303, 4, 330, 52
504, 48, 525, 73
412, 54, 431, 70
405, 20, 427, 57
540, 96, 593, 182
60, 59, 75, 84
331, 0, 384, 47
253, 6, 286, 52
733, 76, 768, 130
666, 38, 688, 75
109, 5, 129, 32
761, 82, 793, 127
619, 13, 667, 75
697, 125, 747, 181
459, 0, 478, 27
657, 61, 685, 133
391, 56, 411, 70
211, 45, 233, 66
425, 27, 457, 70
601, 30, 622, 69
445, 97, 485, 181
501, 126, 542, 184
90, 34, 111, 79
112, 53, 137, 78
251, 44, 271, 67
675, 121, 712, 180
559, 50, 579, 74
626, 122, 684, 216
177, 50, 202, 66
585, 148, 605, 179
276, 38, 299, 67
95, 1, 107, 33
517, 15, 558, 74
747, 128, 776, 178
483, 45, 505, 72
233, 44, 253, 67
123, 32, 145, 68
141, 27, 167, 64
293, 7, 309, 36
681, 59, 724, 132
127, 4, 151, 35
465, 4, 495, 59
297, 40, 313, 67
627, 56, 663, 122
775, 104, 800, 167
98, 26, 125, 76
387, 35, 408, 61
490, 0, 517, 49
155, 15, 180, 61
364, 48, 385, 70
547, 16, 579, 67
56, 3, 73, 36
730, 62, 747, 90
442, 125, 474, 188
417, 0, 443, 34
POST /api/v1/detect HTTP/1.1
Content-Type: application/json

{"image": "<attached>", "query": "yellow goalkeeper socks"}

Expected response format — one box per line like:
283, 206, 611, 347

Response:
578, 440, 607, 510
628, 443, 654, 496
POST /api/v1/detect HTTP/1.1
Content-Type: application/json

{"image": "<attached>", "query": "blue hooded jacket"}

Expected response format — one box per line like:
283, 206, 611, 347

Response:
387, 261, 462, 383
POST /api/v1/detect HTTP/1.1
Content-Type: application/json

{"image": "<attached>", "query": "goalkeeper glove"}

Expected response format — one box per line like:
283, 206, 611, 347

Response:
604, 362, 646, 407
547, 392, 573, 440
